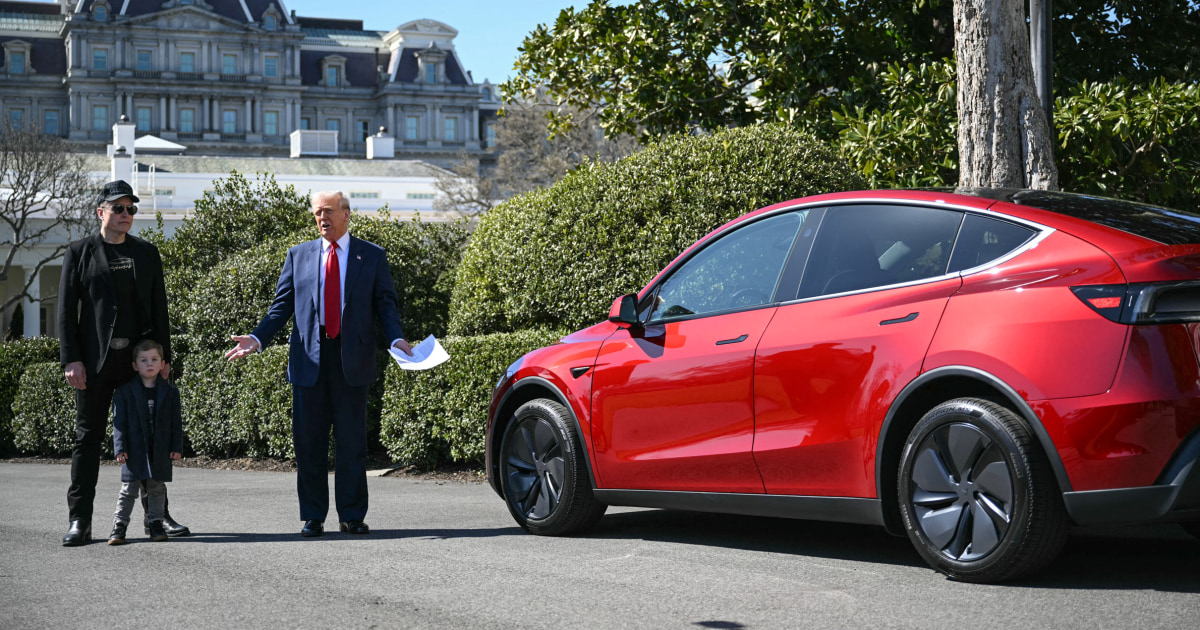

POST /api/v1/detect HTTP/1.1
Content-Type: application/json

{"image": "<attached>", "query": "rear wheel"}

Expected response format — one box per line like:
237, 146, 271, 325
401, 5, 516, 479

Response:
499, 399, 606, 535
897, 398, 1068, 583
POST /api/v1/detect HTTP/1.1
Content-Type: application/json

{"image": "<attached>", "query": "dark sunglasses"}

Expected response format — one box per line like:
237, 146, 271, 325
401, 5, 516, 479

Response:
108, 204, 138, 216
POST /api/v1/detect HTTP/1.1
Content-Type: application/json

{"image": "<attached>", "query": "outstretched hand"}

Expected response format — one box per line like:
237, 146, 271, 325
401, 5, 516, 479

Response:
225, 335, 261, 361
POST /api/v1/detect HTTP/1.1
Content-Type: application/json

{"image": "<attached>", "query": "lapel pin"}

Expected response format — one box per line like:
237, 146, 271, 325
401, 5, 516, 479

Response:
356, 255, 362, 260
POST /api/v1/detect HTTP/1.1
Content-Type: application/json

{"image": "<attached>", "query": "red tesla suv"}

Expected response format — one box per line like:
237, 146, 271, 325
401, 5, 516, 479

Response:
484, 189, 1200, 583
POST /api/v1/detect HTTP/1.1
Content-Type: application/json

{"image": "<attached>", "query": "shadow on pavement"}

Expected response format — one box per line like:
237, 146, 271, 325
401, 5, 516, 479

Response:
164, 526, 525, 544
587, 509, 1200, 591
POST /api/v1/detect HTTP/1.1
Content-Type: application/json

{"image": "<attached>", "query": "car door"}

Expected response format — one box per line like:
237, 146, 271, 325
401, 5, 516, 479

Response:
751, 204, 966, 497
590, 210, 808, 492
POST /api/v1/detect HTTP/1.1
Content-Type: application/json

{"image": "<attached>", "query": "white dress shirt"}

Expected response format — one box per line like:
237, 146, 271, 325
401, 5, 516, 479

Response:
318, 232, 351, 325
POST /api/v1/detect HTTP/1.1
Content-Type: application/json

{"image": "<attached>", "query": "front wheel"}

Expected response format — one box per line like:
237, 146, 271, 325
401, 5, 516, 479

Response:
499, 399, 606, 535
897, 398, 1068, 583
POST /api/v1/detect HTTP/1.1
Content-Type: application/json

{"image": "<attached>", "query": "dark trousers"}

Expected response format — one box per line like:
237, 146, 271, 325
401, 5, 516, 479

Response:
292, 334, 369, 522
66, 346, 172, 523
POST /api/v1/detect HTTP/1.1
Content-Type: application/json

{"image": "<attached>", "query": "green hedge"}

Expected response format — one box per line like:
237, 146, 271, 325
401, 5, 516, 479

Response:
448, 124, 866, 336
11, 361, 92, 456
183, 237, 295, 352
380, 328, 566, 468
179, 346, 293, 459
0, 337, 60, 453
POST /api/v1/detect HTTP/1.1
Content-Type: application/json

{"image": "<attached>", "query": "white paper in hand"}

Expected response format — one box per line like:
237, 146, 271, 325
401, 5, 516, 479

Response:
388, 334, 450, 371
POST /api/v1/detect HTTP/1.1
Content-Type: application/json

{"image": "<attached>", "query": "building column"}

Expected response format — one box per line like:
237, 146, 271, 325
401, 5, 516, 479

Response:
245, 99, 252, 133
472, 108, 479, 141
202, 96, 210, 130
22, 267, 40, 338
430, 105, 439, 140
387, 104, 395, 135
293, 46, 300, 77
168, 96, 175, 130
159, 96, 167, 131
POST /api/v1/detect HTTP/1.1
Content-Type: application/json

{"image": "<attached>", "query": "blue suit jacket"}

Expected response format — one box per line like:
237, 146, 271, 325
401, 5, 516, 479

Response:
252, 236, 405, 388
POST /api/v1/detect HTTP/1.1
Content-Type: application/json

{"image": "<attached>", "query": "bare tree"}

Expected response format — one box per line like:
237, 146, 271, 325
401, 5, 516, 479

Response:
0, 121, 95, 313
954, 0, 1058, 189
434, 103, 640, 217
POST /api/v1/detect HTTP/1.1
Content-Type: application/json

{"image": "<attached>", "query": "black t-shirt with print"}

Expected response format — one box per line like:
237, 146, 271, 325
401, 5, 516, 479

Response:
104, 240, 139, 340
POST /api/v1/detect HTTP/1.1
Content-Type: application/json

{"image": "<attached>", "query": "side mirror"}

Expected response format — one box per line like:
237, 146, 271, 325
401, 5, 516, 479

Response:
607, 293, 642, 328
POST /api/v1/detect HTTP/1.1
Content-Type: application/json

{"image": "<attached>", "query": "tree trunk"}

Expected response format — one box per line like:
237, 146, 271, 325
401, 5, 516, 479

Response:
954, 0, 1058, 189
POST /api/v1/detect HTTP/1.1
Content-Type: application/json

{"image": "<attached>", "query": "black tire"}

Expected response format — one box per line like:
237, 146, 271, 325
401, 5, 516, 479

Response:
1182, 522, 1200, 541
499, 399, 607, 535
897, 398, 1069, 583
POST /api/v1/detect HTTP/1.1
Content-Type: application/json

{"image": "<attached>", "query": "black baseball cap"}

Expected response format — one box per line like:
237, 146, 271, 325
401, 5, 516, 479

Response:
97, 180, 140, 204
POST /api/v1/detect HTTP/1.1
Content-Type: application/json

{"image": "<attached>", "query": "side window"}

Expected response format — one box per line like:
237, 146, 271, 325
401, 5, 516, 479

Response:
947, 214, 1036, 273
798, 205, 963, 299
650, 211, 806, 321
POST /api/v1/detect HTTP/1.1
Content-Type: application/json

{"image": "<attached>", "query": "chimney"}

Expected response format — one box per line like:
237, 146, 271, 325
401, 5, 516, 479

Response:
366, 126, 394, 159
112, 115, 135, 161
111, 146, 133, 183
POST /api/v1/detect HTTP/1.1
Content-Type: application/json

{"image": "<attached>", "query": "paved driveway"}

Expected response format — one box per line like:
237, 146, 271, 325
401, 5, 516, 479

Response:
2, 463, 1197, 629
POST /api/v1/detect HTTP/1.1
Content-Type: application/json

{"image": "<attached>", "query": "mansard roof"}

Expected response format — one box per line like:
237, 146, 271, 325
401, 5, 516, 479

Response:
0, 2, 64, 32
76, 0, 291, 24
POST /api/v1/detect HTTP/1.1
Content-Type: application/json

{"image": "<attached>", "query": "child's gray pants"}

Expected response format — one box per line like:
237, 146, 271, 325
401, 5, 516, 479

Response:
113, 479, 166, 525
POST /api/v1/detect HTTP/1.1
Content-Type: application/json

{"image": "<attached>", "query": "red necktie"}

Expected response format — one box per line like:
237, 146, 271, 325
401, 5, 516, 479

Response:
324, 242, 340, 339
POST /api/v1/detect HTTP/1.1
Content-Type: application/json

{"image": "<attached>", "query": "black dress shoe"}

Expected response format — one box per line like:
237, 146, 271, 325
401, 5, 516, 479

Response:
62, 520, 91, 547
301, 520, 324, 537
147, 513, 192, 537
339, 520, 370, 535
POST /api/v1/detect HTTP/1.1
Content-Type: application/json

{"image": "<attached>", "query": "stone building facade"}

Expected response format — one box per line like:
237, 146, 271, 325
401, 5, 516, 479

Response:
0, 0, 501, 161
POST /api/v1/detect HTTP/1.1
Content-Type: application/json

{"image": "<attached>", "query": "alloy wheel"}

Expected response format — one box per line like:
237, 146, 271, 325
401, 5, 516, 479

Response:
909, 422, 1014, 561
503, 416, 566, 520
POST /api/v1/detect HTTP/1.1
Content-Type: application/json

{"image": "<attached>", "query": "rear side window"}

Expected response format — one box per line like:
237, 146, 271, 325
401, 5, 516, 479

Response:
797, 205, 963, 299
947, 214, 1036, 273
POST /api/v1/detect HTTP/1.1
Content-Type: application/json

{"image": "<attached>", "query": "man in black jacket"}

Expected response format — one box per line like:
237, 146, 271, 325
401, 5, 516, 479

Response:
58, 180, 189, 546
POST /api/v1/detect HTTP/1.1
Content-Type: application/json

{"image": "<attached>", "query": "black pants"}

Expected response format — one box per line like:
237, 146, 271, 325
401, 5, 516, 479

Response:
66, 346, 171, 523
292, 334, 369, 522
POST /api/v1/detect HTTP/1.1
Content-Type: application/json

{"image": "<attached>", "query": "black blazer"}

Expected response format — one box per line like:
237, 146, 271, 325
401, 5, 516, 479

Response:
58, 233, 171, 374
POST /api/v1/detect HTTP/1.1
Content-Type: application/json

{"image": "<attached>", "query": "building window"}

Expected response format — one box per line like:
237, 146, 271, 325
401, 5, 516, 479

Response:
444, 117, 457, 141
300, 117, 310, 130
92, 104, 108, 131
222, 54, 237, 75
264, 111, 278, 136
358, 120, 370, 141
264, 56, 277, 78
349, 191, 380, 199
406, 192, 435, 200
43, 110, 58, 135
92, 49, 108, 71
425, 62, 437, 84
264, 15, 277, 31
180, 108, 194, 133
94, 5, 108, 21
405, 115, 419, 140
482, 87, 491, 101
325, 66, 339, 87
137, 50, 152, 71
485, 123, 496, 147
222, 109, 236, 133
9, 109, 24, 126
136, 106, 152, 131
154, 187, 175, 197
180, 52, 195, 73
10, 51, 25, 75
325, 118, 340, 132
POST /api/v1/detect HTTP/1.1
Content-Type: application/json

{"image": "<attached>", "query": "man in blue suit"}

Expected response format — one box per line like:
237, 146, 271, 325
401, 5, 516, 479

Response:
225, 191, 412, 537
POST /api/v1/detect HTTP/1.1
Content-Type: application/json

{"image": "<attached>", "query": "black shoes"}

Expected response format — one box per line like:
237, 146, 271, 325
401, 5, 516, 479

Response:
301, 520, 324, 537
339, 520, 370, 535
144, 513, 190, 537
62, 520, 91, 547
107, 522, 128, 546
147, 520, 169, 542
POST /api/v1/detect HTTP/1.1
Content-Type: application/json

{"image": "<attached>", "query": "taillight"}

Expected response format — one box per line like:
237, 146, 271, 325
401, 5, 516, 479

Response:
1073, 281, 1200, 324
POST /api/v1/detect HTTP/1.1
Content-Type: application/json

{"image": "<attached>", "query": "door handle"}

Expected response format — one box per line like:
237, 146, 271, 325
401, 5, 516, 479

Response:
716, 334, 749, 345
880, 312, 919, 326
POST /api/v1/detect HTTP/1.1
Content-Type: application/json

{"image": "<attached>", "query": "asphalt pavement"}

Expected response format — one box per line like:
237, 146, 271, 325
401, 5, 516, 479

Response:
2, 462, 1197, 629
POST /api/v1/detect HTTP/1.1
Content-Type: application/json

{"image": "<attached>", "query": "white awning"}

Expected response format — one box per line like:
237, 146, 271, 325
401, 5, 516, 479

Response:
134, 135, 188, 151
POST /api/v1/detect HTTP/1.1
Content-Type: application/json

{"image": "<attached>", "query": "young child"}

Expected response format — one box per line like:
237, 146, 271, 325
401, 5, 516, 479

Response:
107, 339, 183, 545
